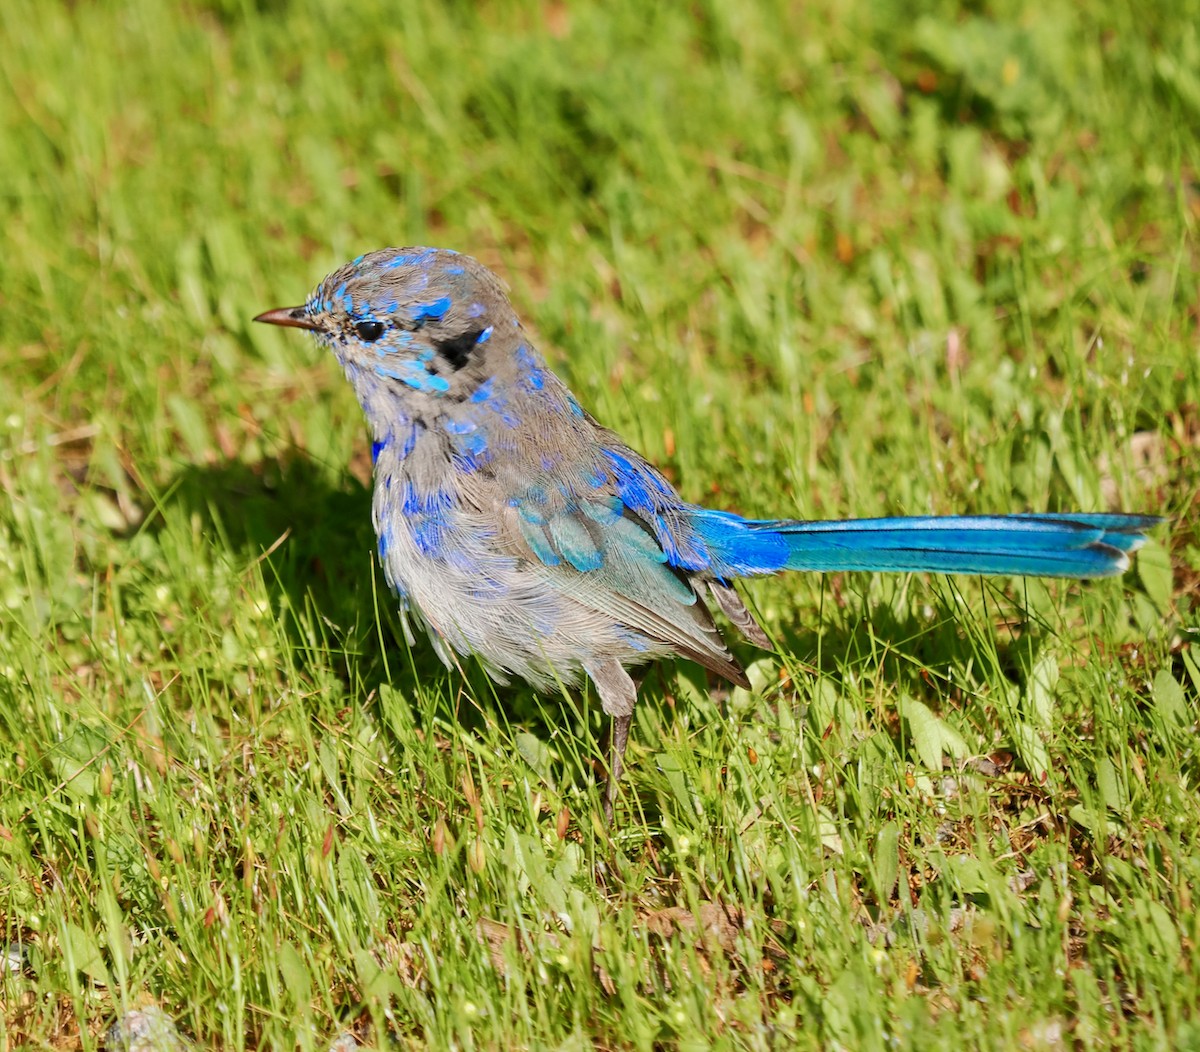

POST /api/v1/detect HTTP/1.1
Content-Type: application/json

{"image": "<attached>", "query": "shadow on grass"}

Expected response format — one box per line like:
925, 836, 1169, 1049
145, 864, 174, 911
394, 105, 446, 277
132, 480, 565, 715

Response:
158, 455, 568, 744
163, 454, 381, 641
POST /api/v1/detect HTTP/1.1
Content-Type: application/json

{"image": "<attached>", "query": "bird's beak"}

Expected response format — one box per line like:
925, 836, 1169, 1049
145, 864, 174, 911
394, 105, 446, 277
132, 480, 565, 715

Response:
253, 306, 319, 331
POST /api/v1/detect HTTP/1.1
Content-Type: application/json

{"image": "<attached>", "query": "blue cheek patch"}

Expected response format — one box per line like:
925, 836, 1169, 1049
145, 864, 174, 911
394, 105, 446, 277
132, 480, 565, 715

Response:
375, 361, 450, 394
421, 373, 451, 394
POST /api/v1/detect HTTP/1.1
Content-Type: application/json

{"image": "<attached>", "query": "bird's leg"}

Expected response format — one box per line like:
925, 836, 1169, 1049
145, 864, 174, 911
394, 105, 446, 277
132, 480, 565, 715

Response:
584, 656, 638, 825
604, 713, 632, 824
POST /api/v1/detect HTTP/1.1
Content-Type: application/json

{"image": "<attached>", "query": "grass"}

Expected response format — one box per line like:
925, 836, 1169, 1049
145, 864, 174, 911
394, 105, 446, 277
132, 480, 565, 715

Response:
1, 0, 1198, 1047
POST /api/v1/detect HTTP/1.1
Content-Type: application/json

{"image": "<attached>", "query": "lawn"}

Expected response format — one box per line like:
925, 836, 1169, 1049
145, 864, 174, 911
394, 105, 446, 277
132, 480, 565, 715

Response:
1, 0, 1197, 1048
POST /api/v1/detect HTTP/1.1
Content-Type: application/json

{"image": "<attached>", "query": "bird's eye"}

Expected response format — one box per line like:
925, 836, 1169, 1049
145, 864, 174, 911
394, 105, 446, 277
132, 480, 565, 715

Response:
354, 320, 386, 342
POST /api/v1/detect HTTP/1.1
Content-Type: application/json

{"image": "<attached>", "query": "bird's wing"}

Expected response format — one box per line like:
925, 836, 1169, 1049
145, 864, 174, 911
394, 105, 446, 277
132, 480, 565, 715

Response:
481, 445, 749, 686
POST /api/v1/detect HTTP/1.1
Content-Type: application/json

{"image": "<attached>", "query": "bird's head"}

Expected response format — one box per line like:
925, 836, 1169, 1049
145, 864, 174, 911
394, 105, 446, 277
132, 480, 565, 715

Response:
255, 247, 520, 400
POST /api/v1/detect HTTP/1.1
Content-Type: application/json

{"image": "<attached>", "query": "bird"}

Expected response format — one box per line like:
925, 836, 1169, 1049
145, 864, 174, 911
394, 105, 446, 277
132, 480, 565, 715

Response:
255, 246, 1161, 821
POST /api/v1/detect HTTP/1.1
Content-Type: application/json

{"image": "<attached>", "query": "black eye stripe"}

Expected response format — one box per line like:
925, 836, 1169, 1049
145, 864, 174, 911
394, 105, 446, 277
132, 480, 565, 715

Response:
354, 320, 386, 342
435, 329, 487, 371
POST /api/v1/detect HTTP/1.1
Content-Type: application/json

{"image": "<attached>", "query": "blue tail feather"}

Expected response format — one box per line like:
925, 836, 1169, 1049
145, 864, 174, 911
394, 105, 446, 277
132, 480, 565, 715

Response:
692, 511, 1161, 579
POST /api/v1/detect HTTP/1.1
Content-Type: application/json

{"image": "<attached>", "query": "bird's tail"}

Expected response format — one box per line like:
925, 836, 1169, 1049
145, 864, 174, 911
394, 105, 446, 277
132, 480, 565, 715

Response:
693, 511, 1162, 579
